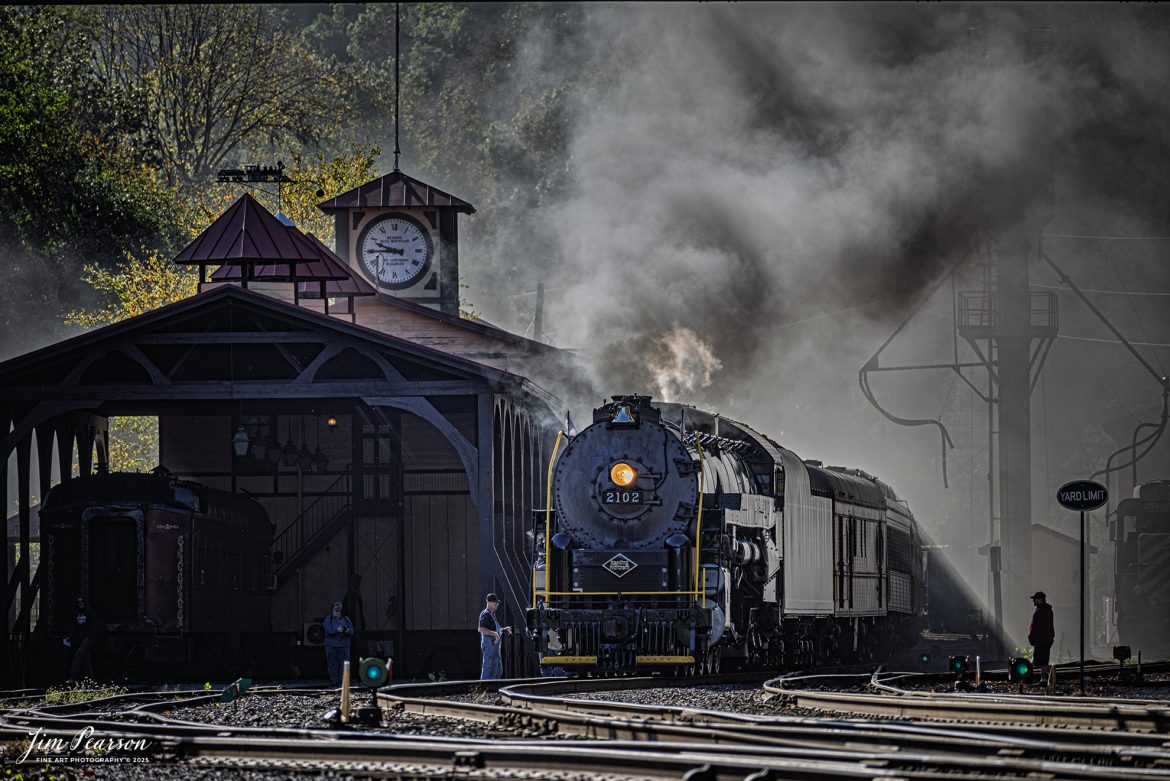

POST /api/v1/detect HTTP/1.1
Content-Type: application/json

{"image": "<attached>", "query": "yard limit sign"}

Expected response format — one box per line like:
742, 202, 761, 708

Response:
1057, 479, 1108, 694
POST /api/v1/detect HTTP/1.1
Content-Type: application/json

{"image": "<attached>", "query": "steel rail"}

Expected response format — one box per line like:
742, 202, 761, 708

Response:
1, 720, 898, 781
5, 698, 1167, 780
5, 680, 1170, 779
871, 672, 1170, 708
171, 733, 1170, 781
497, 675, 1170, 748
765, 671, 1170, 733
384, 676, 1170, 770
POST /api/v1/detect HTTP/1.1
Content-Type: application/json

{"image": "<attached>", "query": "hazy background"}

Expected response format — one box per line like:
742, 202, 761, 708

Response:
3, 3, 1168, 647
457, 4, 1170, 639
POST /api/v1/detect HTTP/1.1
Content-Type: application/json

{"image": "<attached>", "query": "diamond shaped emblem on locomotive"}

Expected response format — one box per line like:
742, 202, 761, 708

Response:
603, 554, 638, 578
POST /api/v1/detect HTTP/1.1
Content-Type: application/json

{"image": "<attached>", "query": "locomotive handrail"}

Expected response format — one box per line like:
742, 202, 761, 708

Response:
541, 431, 564, 606
693, 437, 705, 603
541, 591, 699, 597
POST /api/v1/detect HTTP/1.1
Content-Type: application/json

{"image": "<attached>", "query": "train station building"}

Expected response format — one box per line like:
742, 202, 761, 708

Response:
1, 171, 583, 684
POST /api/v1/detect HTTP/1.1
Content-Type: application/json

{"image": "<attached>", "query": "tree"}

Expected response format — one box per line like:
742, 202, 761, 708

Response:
66, 143, 383, 335
281, 145, 383, 243
178, 142, 382, 249
63, 142, 380, 473
65, 251, 197, 330
107, 416, 159, 473
302, 5, 589, 304
90, 5, 350, 189
0, 6, 185, 359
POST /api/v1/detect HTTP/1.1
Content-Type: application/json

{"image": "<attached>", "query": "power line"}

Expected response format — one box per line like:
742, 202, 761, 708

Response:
1042, 233, 1170, 240
1110, 255, 1165, 375
775, 298, 890, 328
1033, 283, 1170, 297
1058, 335, 1170, 348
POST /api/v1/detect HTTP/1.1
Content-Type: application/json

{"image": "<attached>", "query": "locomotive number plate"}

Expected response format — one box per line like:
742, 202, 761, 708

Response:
603, 490, 643, 504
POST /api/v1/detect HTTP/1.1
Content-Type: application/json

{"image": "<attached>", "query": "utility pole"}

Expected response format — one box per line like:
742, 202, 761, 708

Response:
972, 24, 1057, 644
995, 229, 1042, 641
863, 24, 1059, 653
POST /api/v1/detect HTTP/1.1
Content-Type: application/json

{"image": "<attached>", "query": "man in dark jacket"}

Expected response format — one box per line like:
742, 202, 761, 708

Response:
1028, 591, 1055, 676
65, 596, 98, 684
322, 601, 354, 687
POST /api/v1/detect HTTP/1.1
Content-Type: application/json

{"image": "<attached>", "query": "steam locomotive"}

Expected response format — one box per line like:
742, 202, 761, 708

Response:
38, 470, 275, 677
528, 395, 926, 674
1113, 479, 1170, 655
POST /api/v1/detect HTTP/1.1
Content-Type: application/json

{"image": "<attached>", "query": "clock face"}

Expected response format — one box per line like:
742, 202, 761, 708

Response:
357, 213, 434, 290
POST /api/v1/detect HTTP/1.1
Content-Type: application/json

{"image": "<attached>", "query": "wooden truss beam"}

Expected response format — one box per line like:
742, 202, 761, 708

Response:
0, 380, 486, 401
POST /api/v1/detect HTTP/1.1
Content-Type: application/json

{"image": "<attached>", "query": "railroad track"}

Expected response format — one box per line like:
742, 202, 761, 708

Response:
766, 664, 1170, 733
2, 673, 1168, 779
384, 675, 1170, 774
4, 691, 1081, 781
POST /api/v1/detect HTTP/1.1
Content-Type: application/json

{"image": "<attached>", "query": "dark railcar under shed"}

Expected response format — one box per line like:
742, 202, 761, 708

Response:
39, 471, 274, 675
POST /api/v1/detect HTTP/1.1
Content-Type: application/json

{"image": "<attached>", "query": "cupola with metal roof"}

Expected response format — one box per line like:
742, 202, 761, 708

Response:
173, 192, 376, 320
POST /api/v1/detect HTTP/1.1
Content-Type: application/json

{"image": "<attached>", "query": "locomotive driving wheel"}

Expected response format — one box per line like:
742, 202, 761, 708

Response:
696, 649, 719, 676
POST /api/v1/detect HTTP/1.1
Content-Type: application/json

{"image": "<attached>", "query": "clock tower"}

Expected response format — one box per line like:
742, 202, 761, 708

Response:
318, 170, 475, 316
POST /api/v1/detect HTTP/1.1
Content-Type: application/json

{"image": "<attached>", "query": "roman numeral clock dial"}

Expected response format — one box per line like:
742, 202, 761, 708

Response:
357, 213, 434, 290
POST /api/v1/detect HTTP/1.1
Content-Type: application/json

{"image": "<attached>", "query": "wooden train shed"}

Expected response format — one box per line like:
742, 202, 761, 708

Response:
0, 177, 570, 685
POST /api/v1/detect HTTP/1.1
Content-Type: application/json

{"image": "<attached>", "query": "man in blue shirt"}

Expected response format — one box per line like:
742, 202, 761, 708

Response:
477, 593, 511, 680
322, 601, 353, 687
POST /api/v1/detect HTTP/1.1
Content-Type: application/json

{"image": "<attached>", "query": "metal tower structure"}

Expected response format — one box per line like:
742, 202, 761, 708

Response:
957, 233, 1058, 642
861, 25, 1059, 649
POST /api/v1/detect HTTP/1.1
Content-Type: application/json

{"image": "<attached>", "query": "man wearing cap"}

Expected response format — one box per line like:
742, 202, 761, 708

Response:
478, 593, 511, 680
1028, 591, 1055, 678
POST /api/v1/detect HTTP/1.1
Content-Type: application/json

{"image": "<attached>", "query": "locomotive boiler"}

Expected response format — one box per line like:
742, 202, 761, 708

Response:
1113, 479, 1170, 656
528, 395, 926, 674
38, 470, 274, 677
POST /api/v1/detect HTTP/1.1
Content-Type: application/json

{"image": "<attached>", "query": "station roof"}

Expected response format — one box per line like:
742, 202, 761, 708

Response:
207, 226, 360, 286
295, 234, 377, 298
173, 193, 331, 268
0, 284, 553, 410
317, 170, 475, 214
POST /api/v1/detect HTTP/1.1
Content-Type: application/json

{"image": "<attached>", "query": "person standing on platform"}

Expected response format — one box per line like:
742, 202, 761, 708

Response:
65, 596, 98, 684
1028, 591, 1055, 678
322, 600, 353, 687
478, 593, 511, 680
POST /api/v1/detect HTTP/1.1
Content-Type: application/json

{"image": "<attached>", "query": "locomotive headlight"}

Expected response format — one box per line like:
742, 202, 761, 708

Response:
610, 462, 637, 487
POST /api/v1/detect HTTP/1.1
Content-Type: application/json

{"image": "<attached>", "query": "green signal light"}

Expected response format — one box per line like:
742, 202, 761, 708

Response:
1008, 657, 1033, 682
948, 655, 969, 674
918, 652, 931, 664
357, 657, 390, 688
